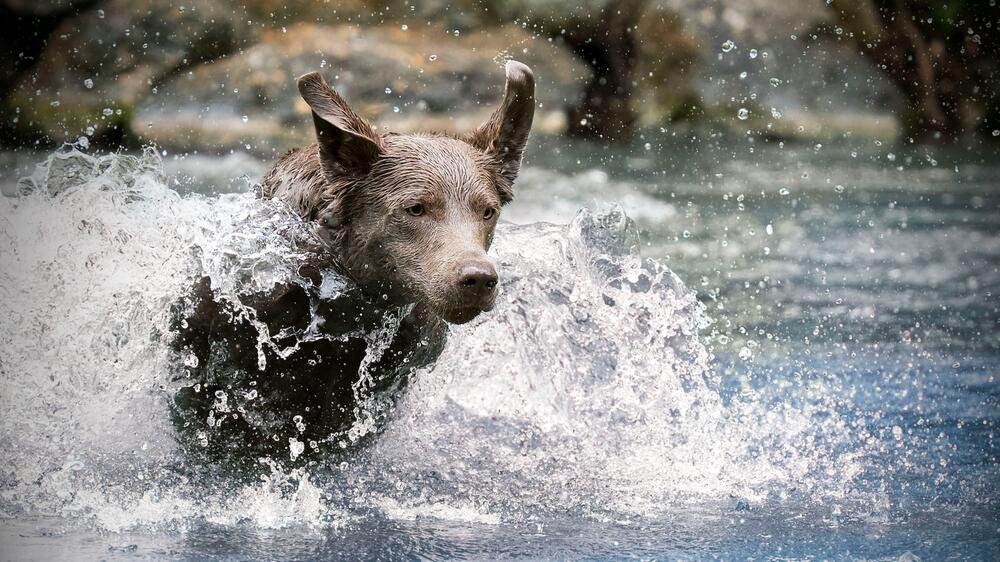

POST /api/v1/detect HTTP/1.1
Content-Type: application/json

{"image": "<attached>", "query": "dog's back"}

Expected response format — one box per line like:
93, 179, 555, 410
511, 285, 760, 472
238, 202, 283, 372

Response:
170, 273, 446, 473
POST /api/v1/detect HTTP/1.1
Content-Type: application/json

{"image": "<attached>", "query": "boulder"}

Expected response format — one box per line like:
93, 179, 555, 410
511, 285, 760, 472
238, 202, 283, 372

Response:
4, 0, 256, 147
134, 22, 586, 154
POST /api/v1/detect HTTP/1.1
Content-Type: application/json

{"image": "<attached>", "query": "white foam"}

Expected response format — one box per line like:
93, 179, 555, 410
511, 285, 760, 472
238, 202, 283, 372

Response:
0, 147, 868, 530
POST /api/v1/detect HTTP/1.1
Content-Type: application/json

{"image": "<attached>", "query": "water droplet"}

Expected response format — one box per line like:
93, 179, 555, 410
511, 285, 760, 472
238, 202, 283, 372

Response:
993, 129, 999, 137
428, 54, 438, 61
97, 8, 105, 18
770, 108, 782, 119
289, 438, 305, 460
721, 40, 736, 53
393, 106, 400, 113
401, 24, 408, 30
834, 184, 845, 193
644, 142, 652, 150
749, 49, 758, 59
765, 224, 773, 235
76, 136, 90, 149
769, 77, 782, 88
737, 108, 749, 120
385, 87, 392, 94
682, 230, 691, 238
241, 115, 248, 123
83, 78, 94, 89
739, 71, 747, 79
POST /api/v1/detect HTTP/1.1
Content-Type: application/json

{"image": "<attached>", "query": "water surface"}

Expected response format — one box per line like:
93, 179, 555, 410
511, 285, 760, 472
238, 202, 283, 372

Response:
0, 136, 997, 560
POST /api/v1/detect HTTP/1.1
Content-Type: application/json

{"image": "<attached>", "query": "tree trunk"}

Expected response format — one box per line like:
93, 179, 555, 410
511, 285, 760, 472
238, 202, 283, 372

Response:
829, 0, 999, 141
563, 0, 649, 142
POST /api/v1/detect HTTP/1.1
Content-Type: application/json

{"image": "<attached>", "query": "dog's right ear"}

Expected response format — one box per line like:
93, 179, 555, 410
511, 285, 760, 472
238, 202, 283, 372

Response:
297, 72, 382, 176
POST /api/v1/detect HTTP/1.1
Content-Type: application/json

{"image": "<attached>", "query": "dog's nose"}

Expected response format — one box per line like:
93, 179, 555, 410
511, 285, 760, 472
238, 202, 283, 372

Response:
457, 262, 498, 293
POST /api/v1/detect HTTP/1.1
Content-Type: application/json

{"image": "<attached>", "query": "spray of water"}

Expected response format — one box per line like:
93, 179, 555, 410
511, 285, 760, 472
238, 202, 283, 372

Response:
0, 147, 867, 530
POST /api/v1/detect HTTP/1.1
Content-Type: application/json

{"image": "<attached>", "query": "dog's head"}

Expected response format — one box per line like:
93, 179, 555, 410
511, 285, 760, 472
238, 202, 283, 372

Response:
297, 61, 534, 324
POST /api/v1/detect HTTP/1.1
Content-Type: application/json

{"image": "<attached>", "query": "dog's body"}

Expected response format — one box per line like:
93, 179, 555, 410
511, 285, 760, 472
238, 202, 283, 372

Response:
170, 62, 534, 471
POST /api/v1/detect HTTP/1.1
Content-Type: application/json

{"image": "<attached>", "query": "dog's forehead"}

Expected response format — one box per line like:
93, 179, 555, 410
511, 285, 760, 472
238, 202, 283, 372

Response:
380, 134, 493, 182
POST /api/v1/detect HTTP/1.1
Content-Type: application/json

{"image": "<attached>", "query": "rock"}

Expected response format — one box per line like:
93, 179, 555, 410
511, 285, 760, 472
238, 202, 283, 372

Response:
133, 23, 587, 154
4, 0, 256, 147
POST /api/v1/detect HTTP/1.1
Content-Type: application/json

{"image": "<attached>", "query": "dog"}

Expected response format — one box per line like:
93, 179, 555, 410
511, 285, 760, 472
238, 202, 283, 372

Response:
170, 61, 534, 472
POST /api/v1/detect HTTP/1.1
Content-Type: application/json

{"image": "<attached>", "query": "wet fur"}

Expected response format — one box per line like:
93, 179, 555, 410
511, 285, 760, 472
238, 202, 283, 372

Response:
170, 62, 534, 472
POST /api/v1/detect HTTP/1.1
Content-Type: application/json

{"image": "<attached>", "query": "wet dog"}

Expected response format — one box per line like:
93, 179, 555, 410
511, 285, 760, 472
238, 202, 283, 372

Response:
171, 61, 534, 472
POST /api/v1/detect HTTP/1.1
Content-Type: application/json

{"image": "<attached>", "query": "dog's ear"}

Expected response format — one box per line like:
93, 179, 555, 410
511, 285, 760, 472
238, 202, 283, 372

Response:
464, 60, 535, 201
297, 72, 382, 177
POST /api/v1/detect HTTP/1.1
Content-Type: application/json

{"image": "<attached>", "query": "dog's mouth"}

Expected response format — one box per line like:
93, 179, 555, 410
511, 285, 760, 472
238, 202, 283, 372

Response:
439, 302, 494, 325
394, 276, 497, 325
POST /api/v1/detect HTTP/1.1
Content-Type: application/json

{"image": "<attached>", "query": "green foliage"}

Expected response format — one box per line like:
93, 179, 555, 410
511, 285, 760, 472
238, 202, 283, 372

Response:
2, 95, 136, 148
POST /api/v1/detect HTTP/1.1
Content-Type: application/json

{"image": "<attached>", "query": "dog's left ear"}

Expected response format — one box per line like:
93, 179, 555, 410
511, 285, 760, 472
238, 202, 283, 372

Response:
465, 60, 535, 202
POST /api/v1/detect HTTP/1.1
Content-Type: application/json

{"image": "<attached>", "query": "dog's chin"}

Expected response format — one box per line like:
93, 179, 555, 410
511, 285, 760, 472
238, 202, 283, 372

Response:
439, 304, 491, 325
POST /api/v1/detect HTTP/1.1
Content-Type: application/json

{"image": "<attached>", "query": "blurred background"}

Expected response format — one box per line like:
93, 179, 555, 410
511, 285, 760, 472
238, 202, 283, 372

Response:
2, 0, 998, 154
1, 3, 999, 558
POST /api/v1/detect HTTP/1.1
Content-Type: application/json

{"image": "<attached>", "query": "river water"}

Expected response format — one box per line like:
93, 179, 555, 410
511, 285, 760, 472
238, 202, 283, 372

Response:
0, 135, 997, 560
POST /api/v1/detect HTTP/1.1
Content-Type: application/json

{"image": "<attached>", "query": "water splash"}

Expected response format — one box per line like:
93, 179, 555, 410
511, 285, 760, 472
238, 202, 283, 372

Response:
0, 147, 868, 530
366, 208, 864, 520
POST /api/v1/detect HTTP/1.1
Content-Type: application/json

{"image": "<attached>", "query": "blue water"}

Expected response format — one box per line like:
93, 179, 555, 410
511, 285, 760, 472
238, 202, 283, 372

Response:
0, 137, 998, 560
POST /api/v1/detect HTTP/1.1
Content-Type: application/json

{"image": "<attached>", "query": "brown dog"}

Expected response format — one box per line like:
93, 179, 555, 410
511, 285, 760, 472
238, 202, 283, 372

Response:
171, 62, 534, 471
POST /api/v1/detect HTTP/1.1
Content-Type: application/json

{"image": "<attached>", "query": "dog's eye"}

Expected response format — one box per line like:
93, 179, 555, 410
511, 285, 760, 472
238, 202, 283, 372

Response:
482, 207, 496, 220
405, 204, 424, 217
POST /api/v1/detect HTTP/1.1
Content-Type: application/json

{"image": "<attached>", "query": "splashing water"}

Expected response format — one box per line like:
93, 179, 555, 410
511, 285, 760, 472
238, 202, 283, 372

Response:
0, 148, 876, 533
